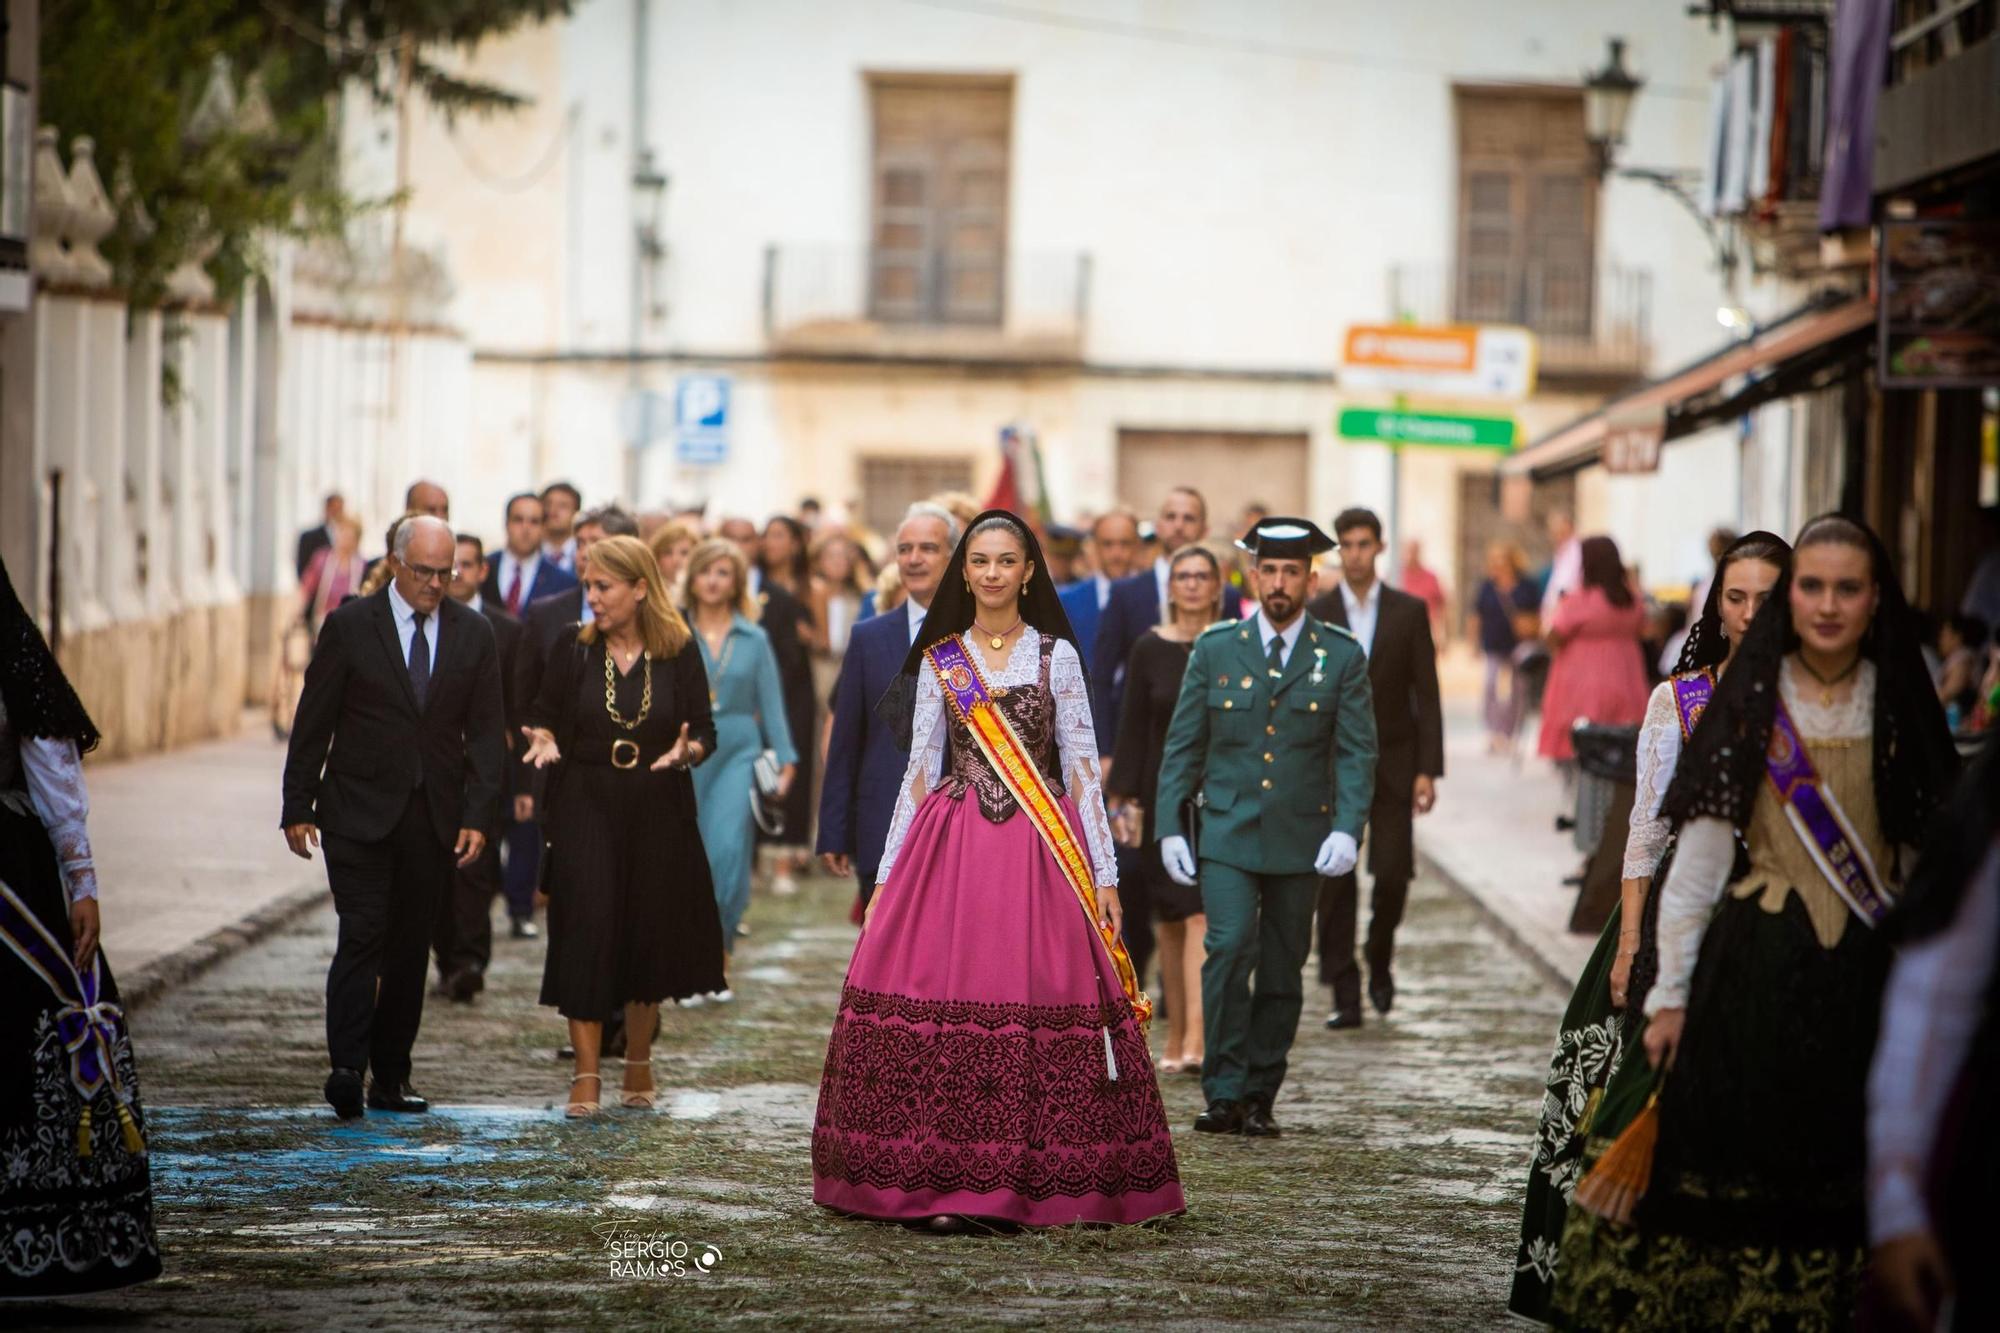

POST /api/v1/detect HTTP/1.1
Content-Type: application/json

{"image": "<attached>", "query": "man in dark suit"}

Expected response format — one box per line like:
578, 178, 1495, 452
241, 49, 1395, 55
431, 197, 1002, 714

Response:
511, 505, 637, 937
430, 533, 522, 1001
818, 502, 959, 910
296, 492, 344, 579
281, 515, 505, 1119
482, 492, 577, 618
1091, 486, 1243, 757
1059, 508, 1143, 676
1306, 506, 1444, 1028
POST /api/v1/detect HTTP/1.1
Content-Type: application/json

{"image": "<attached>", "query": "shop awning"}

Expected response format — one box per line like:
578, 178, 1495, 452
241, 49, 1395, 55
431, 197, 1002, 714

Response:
1502, 293, 1877, 479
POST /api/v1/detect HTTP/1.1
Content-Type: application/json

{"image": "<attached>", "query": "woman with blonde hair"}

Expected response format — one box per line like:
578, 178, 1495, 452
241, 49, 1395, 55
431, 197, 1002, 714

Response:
1107, 542, 1223, 1074
648, 520, 699, 592
683, 538, 797, 998
521, 535, 722, 1116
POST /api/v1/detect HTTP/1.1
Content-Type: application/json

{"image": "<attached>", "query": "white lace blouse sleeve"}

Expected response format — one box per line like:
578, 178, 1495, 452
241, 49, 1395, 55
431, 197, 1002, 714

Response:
22, 735, 98, 902
1622, 681, 1684, 880
1867, 841, 2000, 1245
1643, 815, 1735, 1014
1052, 638, 1120, 888
873, 659, 946, 886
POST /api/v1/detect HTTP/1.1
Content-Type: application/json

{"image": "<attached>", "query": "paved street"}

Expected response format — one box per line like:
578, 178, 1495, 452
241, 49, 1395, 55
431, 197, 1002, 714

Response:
18, 836, 1562, 1330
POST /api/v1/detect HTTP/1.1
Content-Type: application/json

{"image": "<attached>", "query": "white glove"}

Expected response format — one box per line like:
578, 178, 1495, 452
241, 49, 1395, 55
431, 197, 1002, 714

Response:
1314, 830, 1359, 878
1160, 835, 1197, 887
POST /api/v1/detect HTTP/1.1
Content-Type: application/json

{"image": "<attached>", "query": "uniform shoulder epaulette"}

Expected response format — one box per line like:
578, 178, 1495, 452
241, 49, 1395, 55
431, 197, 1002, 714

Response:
1319, 620, 1359, 642
1198, 619, 1241, 641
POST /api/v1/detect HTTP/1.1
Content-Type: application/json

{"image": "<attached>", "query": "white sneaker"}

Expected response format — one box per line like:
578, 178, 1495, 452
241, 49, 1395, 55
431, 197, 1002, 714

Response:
676, 993, 707, 1009
771, 875, 799, 897
708, 988, 735, 1004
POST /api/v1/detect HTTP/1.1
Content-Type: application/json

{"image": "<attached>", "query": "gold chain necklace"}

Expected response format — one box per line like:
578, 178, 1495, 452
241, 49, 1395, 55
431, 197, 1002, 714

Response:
603, 643, 653, 730
972, 616, 1024, 651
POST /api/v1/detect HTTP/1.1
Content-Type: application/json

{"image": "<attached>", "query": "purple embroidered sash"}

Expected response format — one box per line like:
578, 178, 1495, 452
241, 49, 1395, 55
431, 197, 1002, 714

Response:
0, 878, 146, 1153
1763, 698, 1894, 927
1670, 670, 1713, 739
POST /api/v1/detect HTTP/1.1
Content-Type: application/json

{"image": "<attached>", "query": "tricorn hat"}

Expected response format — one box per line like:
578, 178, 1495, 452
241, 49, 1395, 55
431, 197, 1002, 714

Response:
1234, 516, 1335, 561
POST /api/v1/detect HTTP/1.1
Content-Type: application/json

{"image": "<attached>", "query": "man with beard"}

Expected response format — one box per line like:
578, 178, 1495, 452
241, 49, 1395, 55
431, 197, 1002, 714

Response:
1153, 518, 1376, 1139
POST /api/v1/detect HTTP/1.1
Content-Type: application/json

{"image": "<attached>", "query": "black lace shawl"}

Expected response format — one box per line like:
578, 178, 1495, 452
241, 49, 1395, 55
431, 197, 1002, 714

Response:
0, 556, 101, 754
1672, 530, 1792, 675
876, 509, 1083, 750
1658, 516, 1958, 871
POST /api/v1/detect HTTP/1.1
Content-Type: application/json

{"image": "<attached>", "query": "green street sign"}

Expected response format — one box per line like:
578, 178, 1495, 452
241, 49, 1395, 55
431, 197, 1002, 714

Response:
1337, 407, 1516, 450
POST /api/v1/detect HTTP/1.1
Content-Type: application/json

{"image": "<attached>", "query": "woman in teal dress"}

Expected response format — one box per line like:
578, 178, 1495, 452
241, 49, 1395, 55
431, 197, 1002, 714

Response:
1508, 532, 1789, 1322
683, 538, 797, 998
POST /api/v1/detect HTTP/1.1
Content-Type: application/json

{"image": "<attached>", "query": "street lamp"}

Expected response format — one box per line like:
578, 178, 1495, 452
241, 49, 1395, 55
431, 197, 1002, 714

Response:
1583, 38, 1642, 176
1582, 36, 1738, 283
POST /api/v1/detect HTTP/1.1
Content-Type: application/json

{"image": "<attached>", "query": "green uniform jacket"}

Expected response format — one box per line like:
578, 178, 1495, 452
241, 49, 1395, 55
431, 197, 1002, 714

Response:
1154, 614, 1377, 876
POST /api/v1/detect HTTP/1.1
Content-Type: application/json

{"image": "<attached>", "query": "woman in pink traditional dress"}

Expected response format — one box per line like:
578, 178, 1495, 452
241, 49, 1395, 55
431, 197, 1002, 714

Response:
811, 511, 1185, 1233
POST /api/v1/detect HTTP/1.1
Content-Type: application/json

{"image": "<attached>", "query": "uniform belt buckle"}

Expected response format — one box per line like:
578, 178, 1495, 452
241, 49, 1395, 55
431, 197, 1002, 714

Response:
611, 739, 640, 770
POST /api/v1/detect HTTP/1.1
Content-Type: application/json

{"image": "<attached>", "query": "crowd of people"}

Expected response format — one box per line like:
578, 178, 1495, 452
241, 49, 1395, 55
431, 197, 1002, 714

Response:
3, 463, 1993, 1331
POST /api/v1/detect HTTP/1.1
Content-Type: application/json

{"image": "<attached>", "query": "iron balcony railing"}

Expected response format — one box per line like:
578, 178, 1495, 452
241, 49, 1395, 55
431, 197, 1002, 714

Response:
1387, 261, 1653, 379
762, 244, 1090, 359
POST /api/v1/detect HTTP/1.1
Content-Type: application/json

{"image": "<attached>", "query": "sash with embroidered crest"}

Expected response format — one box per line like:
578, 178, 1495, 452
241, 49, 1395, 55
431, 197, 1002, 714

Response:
0, 879, 147, 1156
1762, 697, 1894, 927
1669, 669, 1713, 739
924, 636, 1153, 1045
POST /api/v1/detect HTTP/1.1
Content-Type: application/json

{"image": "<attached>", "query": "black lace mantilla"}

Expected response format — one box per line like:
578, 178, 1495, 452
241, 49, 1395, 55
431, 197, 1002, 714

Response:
812, 985, 1179, 1202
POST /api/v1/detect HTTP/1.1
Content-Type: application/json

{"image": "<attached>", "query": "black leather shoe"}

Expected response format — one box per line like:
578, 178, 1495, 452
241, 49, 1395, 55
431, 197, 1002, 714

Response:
1325, 1009, 1362, 1030
510, 917, 539, 939
447, 966, 483, 1003
325, 1068, 364, 1120
1192, 1099, 1244, 1134
1241, 1095, 1281, 1138
1368, 969, 1395, 1016
365, 1081, 430, 1114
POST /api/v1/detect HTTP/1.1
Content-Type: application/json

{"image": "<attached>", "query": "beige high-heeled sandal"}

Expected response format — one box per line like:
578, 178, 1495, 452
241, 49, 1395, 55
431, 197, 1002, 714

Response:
565, 1072, 601, 1118
621, 1059, 657, 1110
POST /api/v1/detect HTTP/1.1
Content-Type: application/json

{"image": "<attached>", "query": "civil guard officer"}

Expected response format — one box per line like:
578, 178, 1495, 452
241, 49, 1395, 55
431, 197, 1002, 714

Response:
1153, 517, 1377, 1137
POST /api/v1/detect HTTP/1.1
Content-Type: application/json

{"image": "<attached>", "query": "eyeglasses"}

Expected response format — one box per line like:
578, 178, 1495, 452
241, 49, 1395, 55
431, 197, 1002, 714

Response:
403, 561, 459, 585
1171, 570, 1217, 584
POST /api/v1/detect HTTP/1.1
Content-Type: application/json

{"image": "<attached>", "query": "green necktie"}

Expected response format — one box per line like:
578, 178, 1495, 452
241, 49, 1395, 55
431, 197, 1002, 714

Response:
1267, 634, 1286, 679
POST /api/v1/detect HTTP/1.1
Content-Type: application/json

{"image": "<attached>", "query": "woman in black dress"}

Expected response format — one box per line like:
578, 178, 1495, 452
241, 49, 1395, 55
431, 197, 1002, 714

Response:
755, 516, 818, 893
522, 536, 722, 1117
0, 558, 160, 1296
1107, 542, 1223, 1074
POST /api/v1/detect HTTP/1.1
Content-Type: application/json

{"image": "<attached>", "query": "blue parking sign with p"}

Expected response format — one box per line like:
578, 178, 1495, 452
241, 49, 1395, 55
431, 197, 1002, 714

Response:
676, 374, 729, 464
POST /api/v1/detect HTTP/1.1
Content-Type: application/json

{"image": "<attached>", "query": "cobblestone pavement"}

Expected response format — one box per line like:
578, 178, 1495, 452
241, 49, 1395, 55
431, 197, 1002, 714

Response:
21, 867, 1561, 1330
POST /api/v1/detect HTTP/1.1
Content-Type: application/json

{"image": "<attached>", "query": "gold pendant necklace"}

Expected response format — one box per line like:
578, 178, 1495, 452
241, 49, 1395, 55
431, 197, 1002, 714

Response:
1797, 653, 1860, 707
973, 617, 1023, 651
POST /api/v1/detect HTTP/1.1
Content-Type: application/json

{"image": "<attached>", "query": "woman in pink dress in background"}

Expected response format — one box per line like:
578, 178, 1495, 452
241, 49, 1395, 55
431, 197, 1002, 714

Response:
811, 510, 1185, 1233
1537, 534, 1651, 763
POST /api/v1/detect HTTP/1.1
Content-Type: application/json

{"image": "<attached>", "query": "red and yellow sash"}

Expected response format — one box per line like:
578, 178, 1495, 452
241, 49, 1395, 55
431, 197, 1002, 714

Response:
926, 635, 1152, 1030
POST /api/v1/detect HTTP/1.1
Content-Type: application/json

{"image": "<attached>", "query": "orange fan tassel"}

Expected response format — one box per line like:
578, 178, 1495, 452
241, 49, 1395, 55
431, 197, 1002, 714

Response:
1572, 1092, 1659, 1227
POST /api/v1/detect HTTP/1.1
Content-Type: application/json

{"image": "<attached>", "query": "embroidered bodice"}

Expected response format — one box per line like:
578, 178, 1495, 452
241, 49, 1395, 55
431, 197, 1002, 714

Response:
876, 628, 1118, 888
0, 695, 98, 901
1647, 659, 1889, 1013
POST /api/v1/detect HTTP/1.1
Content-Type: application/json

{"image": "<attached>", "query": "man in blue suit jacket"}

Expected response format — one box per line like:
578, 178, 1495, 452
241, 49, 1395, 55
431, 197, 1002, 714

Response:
1090, 486, 1243, 757
817, 503, 959, 908
481, 492, 577, 618
1059, 508, 1144, 679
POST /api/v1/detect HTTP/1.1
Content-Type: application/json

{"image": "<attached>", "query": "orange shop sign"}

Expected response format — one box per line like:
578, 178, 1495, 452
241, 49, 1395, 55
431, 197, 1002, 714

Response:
1341, 324, 1537, 399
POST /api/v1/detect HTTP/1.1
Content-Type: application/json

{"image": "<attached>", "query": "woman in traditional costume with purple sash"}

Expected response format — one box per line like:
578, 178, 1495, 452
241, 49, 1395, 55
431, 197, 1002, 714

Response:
0, 559, 159, 1296
811, 511, 1184, 1232
1553, 516, 1959, 1330
1509, 532, 1789, 1322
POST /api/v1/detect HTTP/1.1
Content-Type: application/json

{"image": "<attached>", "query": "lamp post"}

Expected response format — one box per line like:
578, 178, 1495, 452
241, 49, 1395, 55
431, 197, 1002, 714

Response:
1583, 36, 1740, 286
